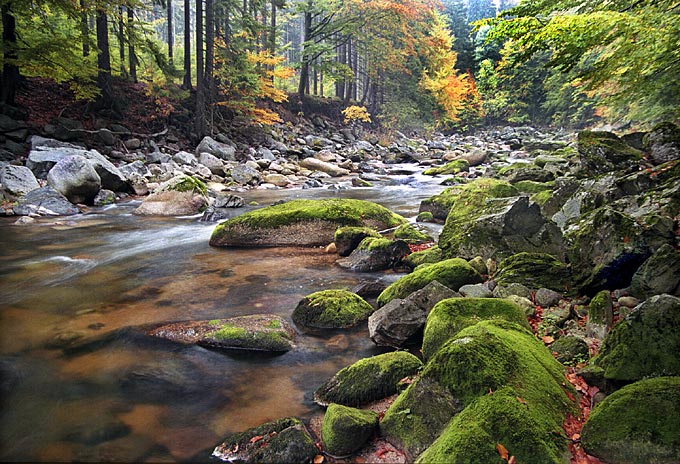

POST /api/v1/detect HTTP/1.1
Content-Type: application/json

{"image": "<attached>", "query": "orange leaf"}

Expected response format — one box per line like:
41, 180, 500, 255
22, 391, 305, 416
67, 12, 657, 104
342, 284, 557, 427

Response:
313, 455, 324, 464
249, 435, 263, 444
516, 396, 527, 405
496, 443, 509, 461
508, 456, 517, 464
542, 335, 555, 344
571, 433, 581, 441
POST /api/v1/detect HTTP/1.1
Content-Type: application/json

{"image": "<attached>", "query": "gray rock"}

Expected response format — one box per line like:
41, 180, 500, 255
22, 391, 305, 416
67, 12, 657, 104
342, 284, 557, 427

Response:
629, 244, 680, 299
13, 186, 79, 216
256, 146, 276, 161
44, 117, 83, 142
507, 168, 555, 184
493, 282, 532, 299
458, 283, 493, 298
198, 152, 225, 175
337, 238, 410, 272
173, 151, 197, 166
124, 138, 142, 150
26, 144, 94, 179
47, 155, 101, 204
95, 128, 116, 146
229, 164, 260, 185
119, 160, 150, 180
0, 114, 27, 132
214, 194, 245, 208
262, 173, 290, 187
196, 136, 236, 161
82, 150, 130, 192
354, 140, 374, 152
94, 189, 116, 206
368, 281, 458, 347
643, 122, 680, 164
0, 165, 39, 196
146, 151, 172, 164
535, 288, 563, 308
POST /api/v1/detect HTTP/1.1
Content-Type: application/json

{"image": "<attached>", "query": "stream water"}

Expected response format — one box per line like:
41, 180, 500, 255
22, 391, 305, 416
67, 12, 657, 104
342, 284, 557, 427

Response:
0, 167, 445, 462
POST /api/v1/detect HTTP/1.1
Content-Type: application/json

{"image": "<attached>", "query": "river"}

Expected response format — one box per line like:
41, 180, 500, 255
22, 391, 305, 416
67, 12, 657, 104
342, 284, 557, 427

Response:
0, 166, 445, 462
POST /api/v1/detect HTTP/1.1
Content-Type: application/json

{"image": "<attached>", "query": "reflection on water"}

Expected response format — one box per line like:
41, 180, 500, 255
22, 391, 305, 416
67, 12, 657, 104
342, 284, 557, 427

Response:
0, 172, 444, 462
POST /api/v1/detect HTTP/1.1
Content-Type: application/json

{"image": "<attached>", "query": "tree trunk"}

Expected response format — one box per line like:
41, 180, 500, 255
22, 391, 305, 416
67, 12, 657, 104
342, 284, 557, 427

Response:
182, 0, 191, 88
167, 0, 174, 65
343, 37, 353, 103
118, 6, 127, 77
1, 3, 19, 106
297, 3, 312, 98
195, 0, 206, 138
80, 0, 90, 56
96, 8, 113, 108
269, 1, 276, 56
128, 7, 137, 82
205, 0, 213, 130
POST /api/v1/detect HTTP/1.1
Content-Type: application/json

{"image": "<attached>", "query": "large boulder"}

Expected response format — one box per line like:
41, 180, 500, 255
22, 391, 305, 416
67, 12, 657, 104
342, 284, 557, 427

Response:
582, 376, 680, 463
421, 298, 531, 360
0, 164, 39, 197
592, 294, 680, 382
13, 186, 79, 216
209, 199, 406, 247
419, 179, 518, 222
377, 258, 482, 307
196, 136, 236, 161
145, 314, 296, 352
314, 351, 423, 406
46, 154, 101, 205
336, 237, 410, 272
212, 417, 318, 463
292, 289, 374, 329
577, 131, 643, 176
134, 175, 208, 216
494, 252, 571, 293
368, 280, 459, 347
321, 404, 378, 457
629, 244, 680, 299
643, 122, 680, 165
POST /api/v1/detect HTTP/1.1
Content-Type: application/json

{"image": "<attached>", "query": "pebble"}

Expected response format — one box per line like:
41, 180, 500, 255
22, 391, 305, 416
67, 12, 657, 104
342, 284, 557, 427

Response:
617, 296, 640, 308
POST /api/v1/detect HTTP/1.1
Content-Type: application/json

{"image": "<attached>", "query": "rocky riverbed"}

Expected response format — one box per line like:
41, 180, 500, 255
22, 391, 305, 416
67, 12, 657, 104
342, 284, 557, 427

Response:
1, 116, 679, 463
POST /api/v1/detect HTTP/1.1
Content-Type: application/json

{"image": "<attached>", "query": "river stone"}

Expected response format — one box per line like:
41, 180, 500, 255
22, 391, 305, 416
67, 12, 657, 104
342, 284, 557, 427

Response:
229, 164, 260, 185
629, 244, 680, 299
13, 186, 79, 216
0, 164, 39, 196
47, 154, 101, 204
134, 175, 208, 216
299, 157, 350, 177
314, 351, 423, 407
368, 280, 459, 347
577, 130, 643, 176
292, 289, 374, 329
196, 136, 236, 161
173, 150, 197, 166
84, 151, 131, 192
209, 198, 405, 247
119, 160, 150, 181
145, 314, 295, 352
593, 294, 680, 381
337, 237, 410, 272
458, 283, 493, 298
643, 121, 680, 164
262, 173, 290, 187
494, 252, 571, 293
334, 226, 381, 257
551, 336, 590, 365
534, 288, 563, 308
212, 417, 318, 464
321, 404, 378, 457
582, 376, 680, 464
198, 152, 225, 175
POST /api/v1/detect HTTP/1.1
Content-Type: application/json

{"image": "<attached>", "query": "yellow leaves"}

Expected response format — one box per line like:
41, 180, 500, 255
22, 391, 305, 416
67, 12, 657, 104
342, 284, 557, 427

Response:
342, 105, 372, 124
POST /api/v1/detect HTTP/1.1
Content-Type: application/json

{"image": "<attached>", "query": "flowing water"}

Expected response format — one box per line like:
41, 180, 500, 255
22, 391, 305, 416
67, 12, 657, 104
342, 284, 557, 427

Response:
0, 167, 445, 462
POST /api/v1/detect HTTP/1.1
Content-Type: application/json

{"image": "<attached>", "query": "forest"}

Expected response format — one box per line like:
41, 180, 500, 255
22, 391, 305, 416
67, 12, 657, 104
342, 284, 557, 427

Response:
1, 0, 677, 137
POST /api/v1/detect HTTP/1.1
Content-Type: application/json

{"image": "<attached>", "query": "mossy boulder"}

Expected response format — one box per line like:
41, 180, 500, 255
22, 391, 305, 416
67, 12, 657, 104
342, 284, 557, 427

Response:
403, 245, 443, 270
394, 223, 432, 243
414, 320, 576, 463
212, 417, 318, 463
416, 211, 434, 222
422, 159, 470, 176
629, 244, 680, 299
321, 404, 378, 457
134, 175, 209, 216
582, 376, 680, 463
337, 237, 410, 272
292, 290, 374, 329
494, 252, 571, 293
586, 290, 613, 339
577, 131, 643, 176
210, 199, 405, 247
145, 314, 295, 352
513, 180, 554, 194
550, 336, 589, 365
592, 294, 680, 382
421, 298, 531, 360
334, 226, 381, 257
377, 258, 482, 307
314, 351, 423, 406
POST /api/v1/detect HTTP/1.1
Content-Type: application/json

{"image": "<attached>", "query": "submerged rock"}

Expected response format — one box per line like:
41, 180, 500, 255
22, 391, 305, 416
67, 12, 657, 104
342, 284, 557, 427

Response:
292, 289, 374, 329
314, 351, 423, 407
321, 404, 378, 457
209, 198, 405, 247
582, 376, 680, 463
212, 417, 318, 463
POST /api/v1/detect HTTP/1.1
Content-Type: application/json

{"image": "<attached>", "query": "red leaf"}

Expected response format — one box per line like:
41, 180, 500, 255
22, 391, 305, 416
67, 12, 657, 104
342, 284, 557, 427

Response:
541, 335, 555, 344
249, 435, 263, 444
496, 443, 509, 461
313, 455, 324, 464
508, 456, 517, 464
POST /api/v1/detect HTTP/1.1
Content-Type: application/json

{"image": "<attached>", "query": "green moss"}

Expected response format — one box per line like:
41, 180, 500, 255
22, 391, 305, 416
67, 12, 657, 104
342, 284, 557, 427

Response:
357, 237, 395, 252
334, 226, 380, 243
377, 258, 482, 307
416, 211, 434, 222
210, 324, 292, 351
588, 290, 613, 327
582, 376, 680, 463
168, 175, 207, 195
423, 159, 470, 176
497, 162, 536, 176
394, 223, 432, 242
437, 179, 519, 259
292, 289, 374, 329
513, 180, 554, 194
494, 252, 571, 293
416, 320, 576, 464
550, 336, 590, 365
322, 404, 378, 456
403, 245, 443, 269
421, 298, 531, 360
314, 351, 423, 406
530, 189, 552, 206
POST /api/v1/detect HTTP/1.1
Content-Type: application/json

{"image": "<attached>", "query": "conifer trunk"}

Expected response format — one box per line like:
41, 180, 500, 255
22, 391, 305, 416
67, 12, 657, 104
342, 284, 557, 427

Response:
182, 0, 191, 88
96, 8, 113, 108
1, 3, 19, 106
167, 0, 174, 64
128, 7, 137, 82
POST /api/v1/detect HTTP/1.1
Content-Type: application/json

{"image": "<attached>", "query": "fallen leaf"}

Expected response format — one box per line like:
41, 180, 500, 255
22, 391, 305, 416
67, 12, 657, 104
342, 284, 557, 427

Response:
313, 455, 324, 464
542, 335, 555, 344
496, 443, 509, 461
516, 396, 527, 405
571, 433, 581, 441
508, 456, 517, 464
249, 435, 263, 444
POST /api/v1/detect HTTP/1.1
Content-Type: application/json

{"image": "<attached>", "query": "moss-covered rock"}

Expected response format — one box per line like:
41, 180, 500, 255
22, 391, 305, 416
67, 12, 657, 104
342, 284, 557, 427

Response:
292, 289, 374, 329
494, 252, 571, 293
593, 294, 680, 381
145, 314, 295, 352
582, 376, 680, 463
513, 180, 554, 194
337, 237, 411, 272
321, 404, 378, 457
377, 258, 482, 307
314, 351, 423, 406
577, 131, 643, 176
414, 320, 576, 463
334, 226, 381, 257
394, 223, 432, 243
423, 159, 470, 176
629, 243, 680, 299
420, 179, 516, 223
416, 211, 434, 222
422, 298, 531, 360
134, 175, 209, 216
643, 121, 680, 164
212, 417, 318, 463
550, 336, 590, 365
210, 198, 406, 247
403, 245, 443, 270
586, 290, 613, 339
